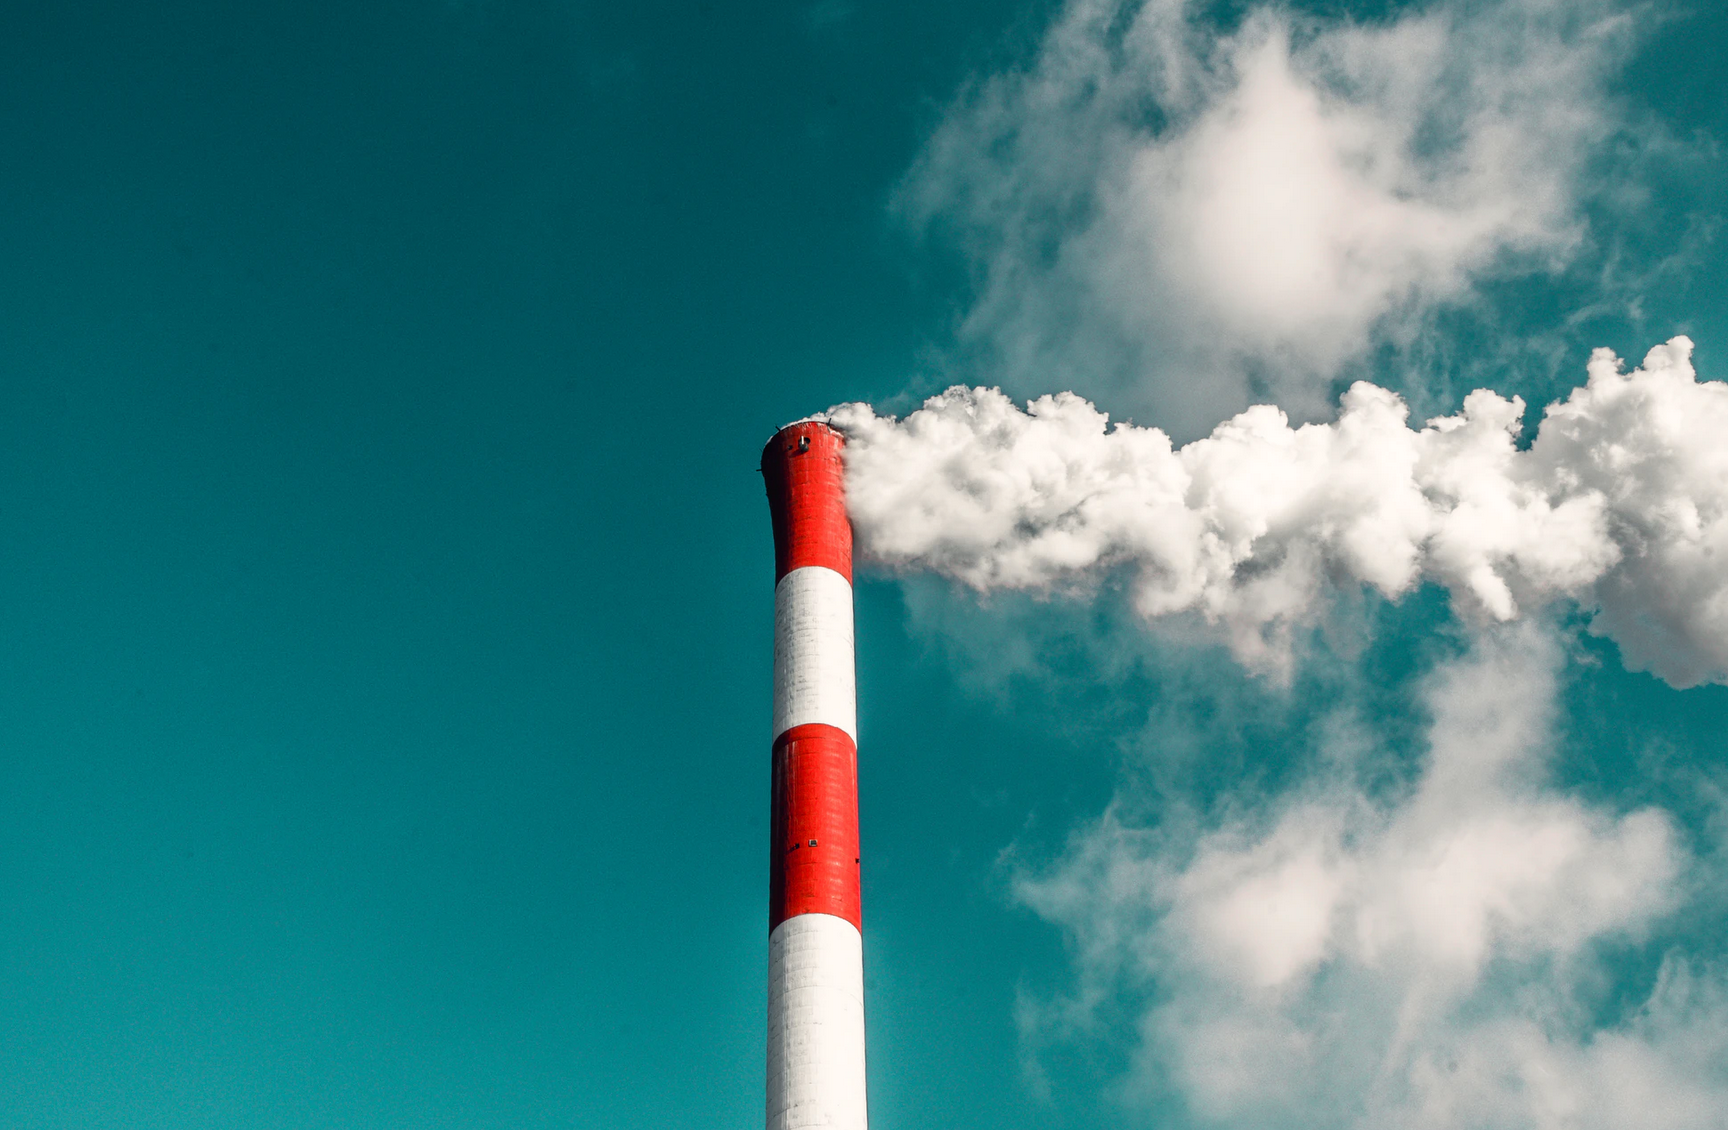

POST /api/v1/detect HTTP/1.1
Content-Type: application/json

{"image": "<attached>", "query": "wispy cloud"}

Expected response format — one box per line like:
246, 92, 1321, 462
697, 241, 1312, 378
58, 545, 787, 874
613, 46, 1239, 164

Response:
1013, 623, 1728, 1127
902, 0, 1654, 433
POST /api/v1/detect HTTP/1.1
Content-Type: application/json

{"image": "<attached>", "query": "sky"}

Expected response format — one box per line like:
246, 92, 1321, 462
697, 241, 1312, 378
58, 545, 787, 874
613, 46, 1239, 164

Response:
1, 1, 1725, 1128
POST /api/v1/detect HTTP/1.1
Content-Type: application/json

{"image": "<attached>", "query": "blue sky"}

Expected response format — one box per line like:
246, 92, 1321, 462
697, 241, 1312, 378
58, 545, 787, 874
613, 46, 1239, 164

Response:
1, 1, 1725, 1128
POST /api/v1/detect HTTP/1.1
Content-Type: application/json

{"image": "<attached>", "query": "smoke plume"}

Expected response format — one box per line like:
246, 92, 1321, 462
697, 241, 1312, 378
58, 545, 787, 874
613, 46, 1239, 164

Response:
904, 0, 1645, 432
855, 0, 1726, 1123
1015, 624, 1727, 1130
828, 337, 1728, 687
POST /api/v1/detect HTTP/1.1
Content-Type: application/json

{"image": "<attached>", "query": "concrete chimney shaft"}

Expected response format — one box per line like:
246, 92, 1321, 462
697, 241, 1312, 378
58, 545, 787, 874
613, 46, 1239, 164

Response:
761, 421, 867, 1130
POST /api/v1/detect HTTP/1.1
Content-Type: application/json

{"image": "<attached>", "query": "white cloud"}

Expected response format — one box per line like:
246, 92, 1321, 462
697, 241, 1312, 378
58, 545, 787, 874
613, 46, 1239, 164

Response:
870, 5, 1727, 1125
1533, 338, 1728, 687
1013, 624, 1726, 1128
828, 337, 1728, 687
904, 0, 1641, 431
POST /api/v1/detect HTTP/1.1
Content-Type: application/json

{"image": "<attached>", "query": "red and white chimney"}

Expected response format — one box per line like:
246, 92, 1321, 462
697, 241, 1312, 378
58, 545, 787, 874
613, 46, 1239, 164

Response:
760, 421, 868, 1130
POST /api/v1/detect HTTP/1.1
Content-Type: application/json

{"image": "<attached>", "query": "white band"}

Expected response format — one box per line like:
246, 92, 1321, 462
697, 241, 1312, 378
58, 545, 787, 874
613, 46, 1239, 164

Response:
772, 566, 857, 743
767, 913, 868, 1130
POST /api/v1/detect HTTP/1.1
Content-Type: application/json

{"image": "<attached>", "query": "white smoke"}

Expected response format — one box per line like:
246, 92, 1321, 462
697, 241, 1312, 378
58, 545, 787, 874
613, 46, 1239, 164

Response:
828, 337, 1728, 687
862, 1, 1724, 1124
905, 0, 1645, 432
1014, 625, 1727, 1129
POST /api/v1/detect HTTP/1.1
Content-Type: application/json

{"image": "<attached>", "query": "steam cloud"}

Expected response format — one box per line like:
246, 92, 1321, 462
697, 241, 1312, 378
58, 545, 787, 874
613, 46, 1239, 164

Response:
828, 337, 1728, 687
856, 0, 1726, 1122
905, 0, 1643, 432
1016, 625, 1728, 1129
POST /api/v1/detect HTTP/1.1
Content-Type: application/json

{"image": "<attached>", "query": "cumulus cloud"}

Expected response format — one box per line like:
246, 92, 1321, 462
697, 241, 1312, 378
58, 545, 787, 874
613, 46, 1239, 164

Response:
905, 0, 1642, 431
828, 337, 1728, 686
1013, 624, 1727, 1128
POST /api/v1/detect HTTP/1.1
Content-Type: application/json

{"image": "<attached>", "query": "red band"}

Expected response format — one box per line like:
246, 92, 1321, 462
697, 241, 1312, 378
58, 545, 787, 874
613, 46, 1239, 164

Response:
769, 723, 861, 931
761, 422, 852, 583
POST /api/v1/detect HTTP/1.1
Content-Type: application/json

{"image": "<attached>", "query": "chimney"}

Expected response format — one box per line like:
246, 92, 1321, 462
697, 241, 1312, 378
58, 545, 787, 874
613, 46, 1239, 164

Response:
760, 421, 868, 1130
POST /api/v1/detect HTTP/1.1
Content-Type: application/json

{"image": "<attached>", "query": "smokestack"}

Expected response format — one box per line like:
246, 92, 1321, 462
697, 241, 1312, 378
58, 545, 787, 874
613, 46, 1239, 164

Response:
761, 421, 868, 1130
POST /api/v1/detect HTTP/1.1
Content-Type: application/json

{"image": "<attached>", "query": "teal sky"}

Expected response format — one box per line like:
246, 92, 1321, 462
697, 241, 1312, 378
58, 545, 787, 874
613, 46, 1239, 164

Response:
3, 2, 1727, 1128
